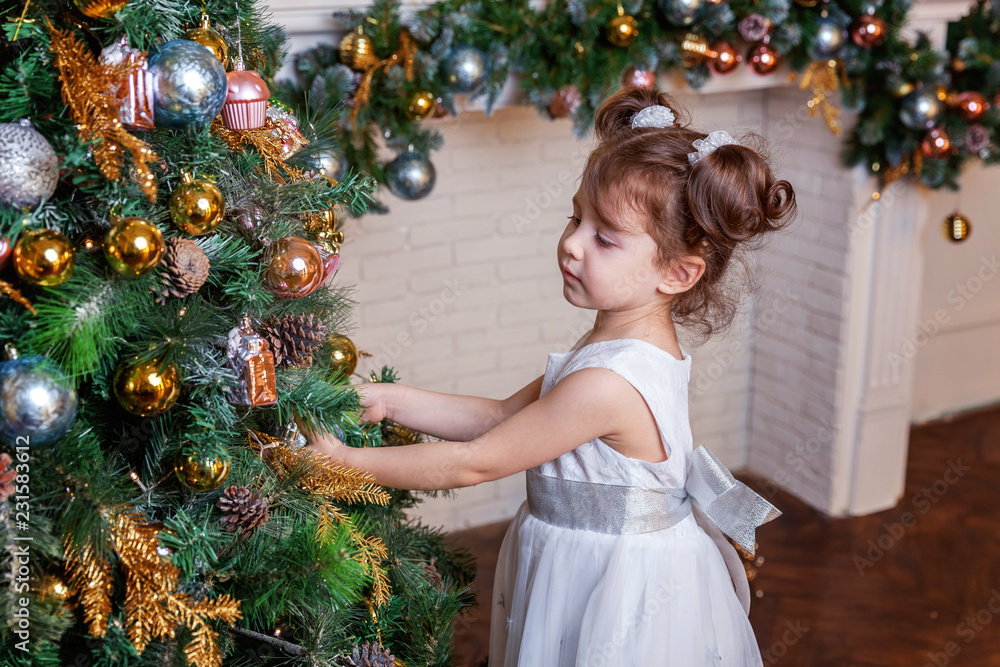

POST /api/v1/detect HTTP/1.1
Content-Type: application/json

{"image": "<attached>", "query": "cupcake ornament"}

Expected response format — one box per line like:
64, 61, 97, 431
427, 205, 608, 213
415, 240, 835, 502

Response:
222, 59, 269, 130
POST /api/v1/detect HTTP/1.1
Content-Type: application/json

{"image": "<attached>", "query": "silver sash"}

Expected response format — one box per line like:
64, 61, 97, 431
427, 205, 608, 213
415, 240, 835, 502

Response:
525, 444, 781, 614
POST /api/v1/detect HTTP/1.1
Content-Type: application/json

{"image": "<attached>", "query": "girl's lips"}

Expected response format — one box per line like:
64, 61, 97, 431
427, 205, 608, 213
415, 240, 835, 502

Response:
561, 265, 579, 282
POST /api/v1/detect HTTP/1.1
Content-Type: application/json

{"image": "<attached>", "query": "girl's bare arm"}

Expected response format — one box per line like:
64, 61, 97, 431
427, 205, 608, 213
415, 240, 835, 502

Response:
307, 368, 632, 490
362, 375, 543, 442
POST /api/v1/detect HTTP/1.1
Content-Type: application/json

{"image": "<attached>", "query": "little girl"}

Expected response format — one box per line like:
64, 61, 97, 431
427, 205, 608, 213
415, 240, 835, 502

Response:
303, 86, 797, 666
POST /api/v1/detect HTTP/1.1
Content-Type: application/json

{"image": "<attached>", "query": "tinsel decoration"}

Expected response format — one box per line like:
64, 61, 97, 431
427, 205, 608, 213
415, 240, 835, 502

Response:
212, 117, 308, 184
248, 428, 393, 606
0, 452, 15, 501
247, 429, 390, 505
350, 28, 417, 130
798, 59, 849, 135
334, 642, 397, 667
156, 237, 210, 303
216, 485, 270, 532
48, 25, 159, 202
0, 280, 36, 315
65, 510, 242, 667
549, 85, 582, 119
261, 313, 328, 367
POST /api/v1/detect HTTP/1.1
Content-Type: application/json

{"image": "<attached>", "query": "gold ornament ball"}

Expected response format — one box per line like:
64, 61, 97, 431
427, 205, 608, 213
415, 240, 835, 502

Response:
264, 237, 324, 299
328, 334, 358, 377
606, 14, 639, 47
113, 356, 181, 417
339, 27, 379, 71
73, 0, 128, 19
37, 573, 72, 602
14, 229, 76, 287
942, 212, 971, 242
169, 173, 226, 236
173, 448, 231, 493
104, 217, 164, 277
181, 14, 229, 65
405, 91, 437, 120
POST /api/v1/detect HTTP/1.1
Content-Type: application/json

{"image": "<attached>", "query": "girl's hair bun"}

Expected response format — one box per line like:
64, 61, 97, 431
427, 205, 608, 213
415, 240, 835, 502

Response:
593, 86, 691, 140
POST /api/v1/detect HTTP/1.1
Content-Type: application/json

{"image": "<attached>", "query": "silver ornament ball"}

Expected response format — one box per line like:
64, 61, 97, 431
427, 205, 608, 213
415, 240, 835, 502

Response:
899, 88, 944, 130
148, 40, 228, 129
441, 45, 488, 93
311, 149, 347, 181
810, 15, 849, 58
0, 354, 77, 447
0, 121, 59, 208
659, 0, 705, 27
386, 151, 436, 201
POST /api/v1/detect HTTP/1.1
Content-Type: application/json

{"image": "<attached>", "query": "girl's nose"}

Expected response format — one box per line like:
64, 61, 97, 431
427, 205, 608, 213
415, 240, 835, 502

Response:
562, 226, 584, 260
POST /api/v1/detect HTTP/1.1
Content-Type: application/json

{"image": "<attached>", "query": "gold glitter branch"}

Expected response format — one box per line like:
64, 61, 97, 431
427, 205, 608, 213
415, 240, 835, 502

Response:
212, 117, 308, 185
47, 25, 159, 201
249, 429, 391, 505
64, 533, 114, 637
317, 502, 391, 608
798, 58, 850, 137
64, 510, 241, 667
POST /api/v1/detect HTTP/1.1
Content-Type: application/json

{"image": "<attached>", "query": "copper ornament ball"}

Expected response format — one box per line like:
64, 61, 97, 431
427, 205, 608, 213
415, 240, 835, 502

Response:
850, 14, 887, 47
113, 356, 181, 417
103, 217, 164, 277
920, 127, 952, 160
954, 91, 988, 122
747, 43, 780, 75
264, 237, 324, 299
14, 229, 75, 287
709, 41, 741, 74
623, 67, 656, 89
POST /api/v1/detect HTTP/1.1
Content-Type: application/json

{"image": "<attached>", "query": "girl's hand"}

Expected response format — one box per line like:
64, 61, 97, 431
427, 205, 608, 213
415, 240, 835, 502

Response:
297, 419, 352, 466
354, 382, 393, 424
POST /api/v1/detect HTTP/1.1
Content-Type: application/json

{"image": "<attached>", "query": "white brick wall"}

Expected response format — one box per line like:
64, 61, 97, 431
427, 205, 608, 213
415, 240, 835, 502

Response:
339, 98, 767, 531
744, 87, 855, 511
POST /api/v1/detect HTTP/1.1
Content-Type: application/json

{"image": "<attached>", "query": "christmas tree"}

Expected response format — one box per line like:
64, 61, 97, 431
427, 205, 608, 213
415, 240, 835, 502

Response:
0, 1, 474, 665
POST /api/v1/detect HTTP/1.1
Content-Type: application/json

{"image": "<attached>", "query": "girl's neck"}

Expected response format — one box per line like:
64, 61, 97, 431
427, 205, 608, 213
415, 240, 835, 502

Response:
584, 304, 681, 353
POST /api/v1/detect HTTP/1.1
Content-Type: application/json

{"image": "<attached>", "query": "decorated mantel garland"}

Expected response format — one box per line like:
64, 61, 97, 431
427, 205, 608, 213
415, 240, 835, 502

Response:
279, 0, 999, 240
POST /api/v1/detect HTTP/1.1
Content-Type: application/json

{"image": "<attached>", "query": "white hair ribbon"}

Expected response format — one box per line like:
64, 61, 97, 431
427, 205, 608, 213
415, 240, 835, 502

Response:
688, 130, 739, 165
630, 104, 675, 129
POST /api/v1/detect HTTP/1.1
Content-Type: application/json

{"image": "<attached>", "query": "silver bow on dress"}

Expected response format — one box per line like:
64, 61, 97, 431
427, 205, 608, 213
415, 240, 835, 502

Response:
687, 130, 740, 165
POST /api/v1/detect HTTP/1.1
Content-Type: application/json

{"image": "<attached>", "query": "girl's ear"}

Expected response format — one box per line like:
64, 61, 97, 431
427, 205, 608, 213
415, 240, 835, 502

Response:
657, 254, 706, 296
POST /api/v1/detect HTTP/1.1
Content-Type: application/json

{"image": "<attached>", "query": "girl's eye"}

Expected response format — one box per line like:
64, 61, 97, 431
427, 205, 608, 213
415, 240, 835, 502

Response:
567, 215, 580, 226
595, 234, 612, 248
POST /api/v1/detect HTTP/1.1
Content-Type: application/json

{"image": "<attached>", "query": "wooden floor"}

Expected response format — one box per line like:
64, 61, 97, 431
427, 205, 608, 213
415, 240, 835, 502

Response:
446, 403, 1000, 666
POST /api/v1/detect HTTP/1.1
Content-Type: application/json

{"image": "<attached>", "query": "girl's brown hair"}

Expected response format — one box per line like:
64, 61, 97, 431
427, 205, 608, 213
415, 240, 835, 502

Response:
581, 86, 797, 343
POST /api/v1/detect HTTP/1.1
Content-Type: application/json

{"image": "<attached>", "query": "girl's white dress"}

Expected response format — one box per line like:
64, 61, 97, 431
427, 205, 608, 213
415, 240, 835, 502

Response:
489, 338, 765, 667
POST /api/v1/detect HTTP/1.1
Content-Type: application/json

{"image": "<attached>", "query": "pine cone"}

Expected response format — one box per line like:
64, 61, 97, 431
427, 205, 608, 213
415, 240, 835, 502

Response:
216, 485, 269, 532
0, 453, 14, 502
548, 86, 582, 119
260, 313, 327, 367
738, 13, 772, 42
381, 421, 419, 447
158, 238, 210, 303
336, 643, 396, 667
